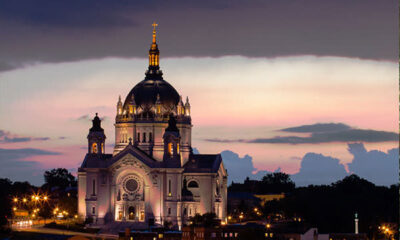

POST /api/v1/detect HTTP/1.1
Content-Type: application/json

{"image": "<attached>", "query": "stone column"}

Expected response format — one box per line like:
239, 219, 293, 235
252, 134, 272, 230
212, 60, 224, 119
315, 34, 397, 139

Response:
144, 185, 150, 222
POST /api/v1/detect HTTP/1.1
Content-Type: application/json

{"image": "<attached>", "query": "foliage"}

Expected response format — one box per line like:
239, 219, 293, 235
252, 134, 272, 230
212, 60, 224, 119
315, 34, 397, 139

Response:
189, 212, 219, 227
163, 220, 173, 229
263, 174, 398, 234
43, 168, 77, 191
228, 172, 295, 194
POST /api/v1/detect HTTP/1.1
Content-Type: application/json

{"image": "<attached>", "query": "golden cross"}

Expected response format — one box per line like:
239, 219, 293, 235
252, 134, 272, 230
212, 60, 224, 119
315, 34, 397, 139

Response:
152, 22, 158, 32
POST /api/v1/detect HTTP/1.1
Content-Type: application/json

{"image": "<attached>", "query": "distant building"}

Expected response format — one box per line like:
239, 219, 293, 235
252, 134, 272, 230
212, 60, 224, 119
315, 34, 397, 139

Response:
78, 24, 228, 229
228, 192, 261, 211
254, 193, 285, 207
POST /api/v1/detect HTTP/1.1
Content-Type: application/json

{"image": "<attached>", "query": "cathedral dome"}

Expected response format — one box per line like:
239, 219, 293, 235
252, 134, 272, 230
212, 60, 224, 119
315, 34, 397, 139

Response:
123, 78, 180, 111
122, 22, 180, 113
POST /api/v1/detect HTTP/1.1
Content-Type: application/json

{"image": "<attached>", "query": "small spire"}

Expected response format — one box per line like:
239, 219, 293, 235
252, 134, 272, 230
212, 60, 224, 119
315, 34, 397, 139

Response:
185, 97, 190, 106
95, 112, 98, 117
118, 95, 121, 102
152, 22, 158, 44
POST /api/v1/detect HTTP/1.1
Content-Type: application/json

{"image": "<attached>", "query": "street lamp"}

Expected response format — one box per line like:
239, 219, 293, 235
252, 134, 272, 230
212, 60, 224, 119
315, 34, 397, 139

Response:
13, 198, 18, 203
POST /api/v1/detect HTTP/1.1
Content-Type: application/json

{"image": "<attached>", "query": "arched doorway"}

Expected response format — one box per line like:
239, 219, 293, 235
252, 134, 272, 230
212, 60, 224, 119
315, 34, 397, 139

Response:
128, 206, 135, 220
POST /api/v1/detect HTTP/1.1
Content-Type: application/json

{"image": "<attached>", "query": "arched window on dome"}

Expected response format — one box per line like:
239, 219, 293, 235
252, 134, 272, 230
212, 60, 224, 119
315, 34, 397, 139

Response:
101, 143, 104, 154
188, 181, 199, 188
137, 132, 140, 143
92, 143, 98, 154
143, 133, 146, 143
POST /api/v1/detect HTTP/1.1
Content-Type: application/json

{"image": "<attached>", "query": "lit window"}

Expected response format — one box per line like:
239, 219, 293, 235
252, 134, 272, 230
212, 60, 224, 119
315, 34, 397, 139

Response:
177, 143, 180, 154
168, 143, 173, 155
101, 143, 104, 153
168, 179, 172, 196
92, 143, 98, 154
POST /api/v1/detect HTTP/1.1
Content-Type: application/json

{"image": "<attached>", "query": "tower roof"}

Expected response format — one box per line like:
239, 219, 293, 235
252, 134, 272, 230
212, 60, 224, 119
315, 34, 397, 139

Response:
90, 113, 104, 132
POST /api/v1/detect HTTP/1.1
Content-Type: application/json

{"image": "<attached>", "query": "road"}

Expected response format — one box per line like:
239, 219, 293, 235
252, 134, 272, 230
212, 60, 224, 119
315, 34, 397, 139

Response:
14, 226, 118, 239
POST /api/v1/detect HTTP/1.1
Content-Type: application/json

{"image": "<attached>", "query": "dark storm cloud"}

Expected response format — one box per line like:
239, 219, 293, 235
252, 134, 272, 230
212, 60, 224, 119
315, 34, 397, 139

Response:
0, 130, 51, 143
0, 148, 61, 186
281, 123, 351, 133
0, 0, 396, 72
205, 123, 398, 144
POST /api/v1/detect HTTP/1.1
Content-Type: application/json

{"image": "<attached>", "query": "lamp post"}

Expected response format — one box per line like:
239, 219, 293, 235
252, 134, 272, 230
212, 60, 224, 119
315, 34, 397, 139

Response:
354, 213, 358, 234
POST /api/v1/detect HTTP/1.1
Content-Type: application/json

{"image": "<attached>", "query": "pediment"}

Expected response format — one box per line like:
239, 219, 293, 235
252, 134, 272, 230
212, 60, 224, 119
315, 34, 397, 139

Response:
108, 144, 157, 173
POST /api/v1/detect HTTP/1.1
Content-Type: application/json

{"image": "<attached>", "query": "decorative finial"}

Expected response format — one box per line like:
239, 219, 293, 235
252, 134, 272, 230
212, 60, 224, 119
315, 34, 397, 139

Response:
95, 112, 98, 117
152, 22, 158, 44
118, 95, 121, 102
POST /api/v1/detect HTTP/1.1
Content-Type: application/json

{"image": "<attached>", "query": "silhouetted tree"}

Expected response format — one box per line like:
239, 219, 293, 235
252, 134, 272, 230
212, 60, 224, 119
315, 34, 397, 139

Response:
260, 172, 295, 193
43, 168, 76, 191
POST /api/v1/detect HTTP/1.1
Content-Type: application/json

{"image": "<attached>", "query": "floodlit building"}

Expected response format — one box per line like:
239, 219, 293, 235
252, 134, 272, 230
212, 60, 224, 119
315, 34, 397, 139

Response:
78, 23, 228, 228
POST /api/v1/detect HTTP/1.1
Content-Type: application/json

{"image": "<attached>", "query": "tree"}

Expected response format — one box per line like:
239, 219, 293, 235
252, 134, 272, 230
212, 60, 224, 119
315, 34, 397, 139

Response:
260, 172, 295, 194
43, 168, 76, 191
189, 213, 219, 227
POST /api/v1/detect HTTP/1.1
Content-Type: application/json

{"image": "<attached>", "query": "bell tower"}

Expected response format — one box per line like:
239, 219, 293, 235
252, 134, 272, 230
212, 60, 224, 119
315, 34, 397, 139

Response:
163, 115, 181, 164
88, 113, 106, 154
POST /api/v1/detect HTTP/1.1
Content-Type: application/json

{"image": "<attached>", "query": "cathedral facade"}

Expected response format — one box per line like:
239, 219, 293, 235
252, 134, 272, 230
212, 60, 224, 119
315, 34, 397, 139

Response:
77, 25, 228, 228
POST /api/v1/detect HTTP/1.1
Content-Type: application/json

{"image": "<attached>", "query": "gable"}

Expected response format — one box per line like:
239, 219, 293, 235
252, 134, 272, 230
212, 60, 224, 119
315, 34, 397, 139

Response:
108, 144, 157, 170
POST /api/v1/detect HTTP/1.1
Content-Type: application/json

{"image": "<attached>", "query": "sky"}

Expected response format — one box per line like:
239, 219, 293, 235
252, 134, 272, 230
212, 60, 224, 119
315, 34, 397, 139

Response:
0, 0, 398, 186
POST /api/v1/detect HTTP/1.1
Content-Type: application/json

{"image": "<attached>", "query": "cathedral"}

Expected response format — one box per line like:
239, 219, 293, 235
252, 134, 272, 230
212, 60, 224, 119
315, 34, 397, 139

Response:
77, 24, 228, 228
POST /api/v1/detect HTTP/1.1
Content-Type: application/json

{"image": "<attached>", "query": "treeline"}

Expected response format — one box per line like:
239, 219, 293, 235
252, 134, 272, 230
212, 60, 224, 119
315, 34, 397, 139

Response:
0, 168, 77, 227
229, 173, 398, 234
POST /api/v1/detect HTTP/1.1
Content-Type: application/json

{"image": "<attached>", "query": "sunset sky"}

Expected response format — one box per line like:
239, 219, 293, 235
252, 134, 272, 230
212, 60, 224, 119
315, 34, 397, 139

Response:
0, 0, 398, 186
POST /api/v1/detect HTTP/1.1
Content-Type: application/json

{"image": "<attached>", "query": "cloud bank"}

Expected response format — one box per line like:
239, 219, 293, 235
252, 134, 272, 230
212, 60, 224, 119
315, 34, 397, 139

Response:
220, 142, 398, 186
0, 148, 61, 186
0, 0, 396, 72
0, 130, 51, 143
205, 123, 398, 144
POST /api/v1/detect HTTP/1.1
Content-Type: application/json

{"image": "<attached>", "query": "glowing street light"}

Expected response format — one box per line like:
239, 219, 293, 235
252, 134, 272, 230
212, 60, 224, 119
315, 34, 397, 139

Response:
266, 224, 271, 229
13, 207, 17, 211
43, 196, 48, 201
22, 198, 27, 203
13, 198, 18, 203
